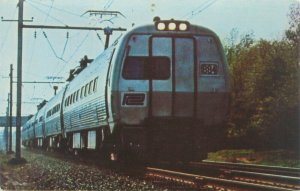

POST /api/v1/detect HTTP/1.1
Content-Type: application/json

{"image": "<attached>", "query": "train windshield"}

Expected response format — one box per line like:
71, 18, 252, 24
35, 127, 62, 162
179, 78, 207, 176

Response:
122, 56, 170, 80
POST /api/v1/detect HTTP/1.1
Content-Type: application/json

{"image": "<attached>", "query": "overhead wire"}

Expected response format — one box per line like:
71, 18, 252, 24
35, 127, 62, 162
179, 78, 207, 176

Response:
27, 0, 86, 19
42, 30, 67, 63
182, 0, 218, 20
95, 31, 105, 46
26, 0, 68, 26
0, 7, 17, 56
26, 0, 67, 100
24, 0, 54, 72
67, 32, 91, 63
24, 0, 124, 99
0, 7, 17, 75
50, 31, 93, 79
43, 0, 54, 23
60, 32, 69, 58
104, 0, 115, 10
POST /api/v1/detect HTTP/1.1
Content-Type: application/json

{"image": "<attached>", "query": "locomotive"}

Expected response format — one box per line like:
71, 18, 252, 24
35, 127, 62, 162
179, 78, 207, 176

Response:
22, 18, 230, 161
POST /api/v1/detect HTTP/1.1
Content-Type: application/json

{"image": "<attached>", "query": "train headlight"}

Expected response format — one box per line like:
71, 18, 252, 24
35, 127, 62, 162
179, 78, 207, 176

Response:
154, 19, 190, 31
179, 23, 188, 31
168, 22, 176, 30
157, 22, 166, 30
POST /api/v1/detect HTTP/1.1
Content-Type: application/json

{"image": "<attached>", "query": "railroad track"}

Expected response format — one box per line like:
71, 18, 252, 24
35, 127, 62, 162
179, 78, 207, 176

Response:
144, 162, 300, 191
25, 149, 300, 190
199, 160, 300, 177
193, 161, 300, 189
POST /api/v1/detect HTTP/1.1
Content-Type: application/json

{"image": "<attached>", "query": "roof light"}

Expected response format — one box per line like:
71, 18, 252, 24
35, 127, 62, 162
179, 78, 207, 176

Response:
157, 22, 166, 30
154, 18, 190, 31
179, 23, 188, 31
168, 22, 176, 30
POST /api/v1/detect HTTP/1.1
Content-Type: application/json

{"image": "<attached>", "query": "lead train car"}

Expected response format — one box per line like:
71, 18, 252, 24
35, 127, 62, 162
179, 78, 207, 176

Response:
22, 19, 230, 161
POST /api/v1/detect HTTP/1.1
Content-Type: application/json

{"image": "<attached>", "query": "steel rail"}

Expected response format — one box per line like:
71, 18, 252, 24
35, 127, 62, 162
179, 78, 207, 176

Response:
198, 161, 300, 177
224, 169, 300, 184
146, 167, 297, 191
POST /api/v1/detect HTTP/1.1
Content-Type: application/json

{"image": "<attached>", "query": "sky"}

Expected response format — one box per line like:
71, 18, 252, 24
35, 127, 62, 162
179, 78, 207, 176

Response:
0, 0, 298, 118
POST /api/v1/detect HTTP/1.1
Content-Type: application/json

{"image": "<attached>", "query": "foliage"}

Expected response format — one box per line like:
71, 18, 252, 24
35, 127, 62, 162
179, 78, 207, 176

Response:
224, 2, 299, 151
207, 149, 255, 162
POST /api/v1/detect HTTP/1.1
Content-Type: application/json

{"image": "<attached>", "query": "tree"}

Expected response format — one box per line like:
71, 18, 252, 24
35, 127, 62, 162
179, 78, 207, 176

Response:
224, 6, 299, 150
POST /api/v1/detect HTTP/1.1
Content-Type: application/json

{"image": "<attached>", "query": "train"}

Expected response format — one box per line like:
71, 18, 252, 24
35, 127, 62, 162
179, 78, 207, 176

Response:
22, 18, 230, 162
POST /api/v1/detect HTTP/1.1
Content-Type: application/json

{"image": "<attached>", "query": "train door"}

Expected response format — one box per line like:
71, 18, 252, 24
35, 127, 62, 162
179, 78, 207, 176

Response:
150, 37, 195, 117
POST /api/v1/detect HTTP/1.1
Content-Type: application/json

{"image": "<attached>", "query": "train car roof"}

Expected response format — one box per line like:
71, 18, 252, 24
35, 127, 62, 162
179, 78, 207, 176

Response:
125, 23, 218, 36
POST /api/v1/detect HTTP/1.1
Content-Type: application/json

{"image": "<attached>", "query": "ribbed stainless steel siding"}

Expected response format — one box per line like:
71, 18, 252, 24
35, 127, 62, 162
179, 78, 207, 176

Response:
64, 95, 107, 133
45, 116, 61, 136
35, 123, 44, 138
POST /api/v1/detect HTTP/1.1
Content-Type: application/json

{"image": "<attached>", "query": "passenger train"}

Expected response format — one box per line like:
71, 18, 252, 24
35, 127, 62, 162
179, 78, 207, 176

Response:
22, 18, 230, 161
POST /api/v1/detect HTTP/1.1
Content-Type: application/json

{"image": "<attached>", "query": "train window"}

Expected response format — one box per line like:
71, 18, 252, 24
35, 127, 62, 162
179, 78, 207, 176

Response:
72, 92, 76, 103
47, 110, 51, 118
123, 57, 148, 79
80, 86, 84, 98
84, 83, 89, 97
76, 90, 79, 101
151, 57, 170, 79
93, 77, 98, 92
70, 94, 73, 105
66, 97, 68, 106
88, 80, 93, 94
123, 56, 170, 80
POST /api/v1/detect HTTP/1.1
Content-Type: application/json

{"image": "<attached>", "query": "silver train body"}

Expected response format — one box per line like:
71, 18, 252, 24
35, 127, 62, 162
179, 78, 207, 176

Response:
22, 19, 230, 160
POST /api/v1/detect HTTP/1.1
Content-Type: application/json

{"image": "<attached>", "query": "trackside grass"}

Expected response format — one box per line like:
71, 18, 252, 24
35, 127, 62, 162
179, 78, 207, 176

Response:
207, 149, 300, 168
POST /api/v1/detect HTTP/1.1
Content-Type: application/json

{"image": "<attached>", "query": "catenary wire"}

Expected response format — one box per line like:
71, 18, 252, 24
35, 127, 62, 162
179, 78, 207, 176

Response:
182, 0, 218, 20
27, 0, 87, 19
0, 7, 18, 73
42, 30, 67, 63
60, 32, 69, 58
26, 1, 68, 26
104, 0, 115, 10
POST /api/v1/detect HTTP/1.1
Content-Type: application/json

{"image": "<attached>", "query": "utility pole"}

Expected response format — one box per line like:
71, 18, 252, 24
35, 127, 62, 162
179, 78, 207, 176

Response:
5, 99, 9, 153
53, 86, 58, 95
7, 93, 13, 154
3, 98, 8, 152
104, 27, 113, 50
8, 64, 13, 154
4, 119, 8, 152
14, 0, 25, 163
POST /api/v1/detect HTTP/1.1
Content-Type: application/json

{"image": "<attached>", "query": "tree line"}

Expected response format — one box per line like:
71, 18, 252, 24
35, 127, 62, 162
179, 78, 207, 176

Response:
224, 3, 299, 152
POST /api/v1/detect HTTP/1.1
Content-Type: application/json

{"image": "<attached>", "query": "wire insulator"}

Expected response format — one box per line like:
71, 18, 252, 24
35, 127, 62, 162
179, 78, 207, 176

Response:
43, 31, 47, 38
96, 33, 101, 40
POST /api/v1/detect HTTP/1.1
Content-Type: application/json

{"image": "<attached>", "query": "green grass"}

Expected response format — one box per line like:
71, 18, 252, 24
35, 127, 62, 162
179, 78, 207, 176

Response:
0, 152, 10, 164
207, 149, 300, 168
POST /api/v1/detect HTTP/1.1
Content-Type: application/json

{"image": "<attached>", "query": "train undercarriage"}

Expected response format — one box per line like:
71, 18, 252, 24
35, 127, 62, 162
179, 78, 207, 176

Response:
23, 119, 225, 163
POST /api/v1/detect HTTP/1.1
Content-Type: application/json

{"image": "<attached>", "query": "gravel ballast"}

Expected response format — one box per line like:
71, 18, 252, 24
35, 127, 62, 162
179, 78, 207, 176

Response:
0, 149, 163, 190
